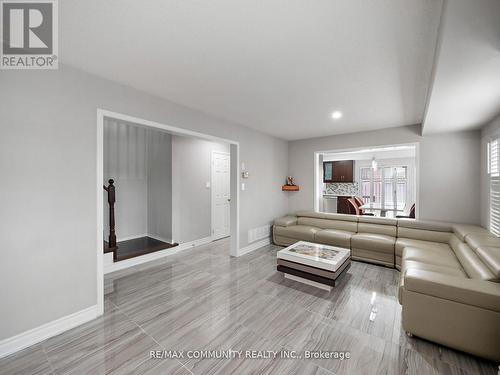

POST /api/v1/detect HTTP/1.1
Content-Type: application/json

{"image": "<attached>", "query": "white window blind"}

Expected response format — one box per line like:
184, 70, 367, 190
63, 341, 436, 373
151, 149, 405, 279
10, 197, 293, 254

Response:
488, 139, 500, 236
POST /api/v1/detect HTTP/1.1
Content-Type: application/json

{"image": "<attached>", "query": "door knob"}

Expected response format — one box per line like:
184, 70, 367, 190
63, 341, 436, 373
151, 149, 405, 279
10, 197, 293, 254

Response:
227, 198, 231, 202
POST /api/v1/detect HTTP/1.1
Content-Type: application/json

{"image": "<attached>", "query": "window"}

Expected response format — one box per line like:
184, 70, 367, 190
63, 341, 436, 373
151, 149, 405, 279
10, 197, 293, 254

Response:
488, 139, 500, 236
360, 165, 408, 215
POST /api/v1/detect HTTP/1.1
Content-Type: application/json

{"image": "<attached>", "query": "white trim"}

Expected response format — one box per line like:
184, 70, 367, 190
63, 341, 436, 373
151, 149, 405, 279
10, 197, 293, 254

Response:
104, 236, 214, 274
313, 142, 420, 218
230, 144, 240, 257
0, 305, 99, 359
211, 150, 231, 241
147, 233, 173, 244
284, 274, 332, 291
96, 111, 104, 317
114, 233, 173, 243
98, 109, 237, 147
116, 233, 148, 242
236, 237, 271, 257
414, 142, 420, 219
175, 236, 214, 253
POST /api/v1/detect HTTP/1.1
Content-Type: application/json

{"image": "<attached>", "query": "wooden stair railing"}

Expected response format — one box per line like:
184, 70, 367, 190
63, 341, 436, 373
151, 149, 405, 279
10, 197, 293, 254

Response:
103, 179, 117, 251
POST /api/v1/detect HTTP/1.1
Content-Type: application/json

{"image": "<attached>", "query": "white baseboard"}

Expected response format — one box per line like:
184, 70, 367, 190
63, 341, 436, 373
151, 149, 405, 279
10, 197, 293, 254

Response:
0, 305, 99, 359
114, 233, 148, 242
104, 235, 214, 274
147, 233, 173, 244
103, 252, 114, 266
237, 237, 271, 257
174, 236, 213, 253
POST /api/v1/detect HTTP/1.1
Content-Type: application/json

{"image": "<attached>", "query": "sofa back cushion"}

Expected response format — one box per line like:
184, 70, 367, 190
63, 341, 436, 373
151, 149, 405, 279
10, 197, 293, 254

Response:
397, 219, 452, 243
473, 246, 500, 279
297, 217, 357, 232
452, 224, 489, 241
357, 216, 397, 237
449, 237, 498, 281
295, 210, 326, 219
465, 233, 500, 251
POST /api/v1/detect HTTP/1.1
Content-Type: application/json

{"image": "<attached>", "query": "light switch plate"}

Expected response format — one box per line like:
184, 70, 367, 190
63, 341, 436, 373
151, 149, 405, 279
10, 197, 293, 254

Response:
241, 183, 246, 191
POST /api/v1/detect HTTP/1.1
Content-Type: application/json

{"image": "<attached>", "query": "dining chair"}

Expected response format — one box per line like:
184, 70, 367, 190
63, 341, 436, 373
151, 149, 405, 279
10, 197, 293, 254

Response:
354, 196, 365, 206
396, 203, 416, 219
347, 198, 374, 216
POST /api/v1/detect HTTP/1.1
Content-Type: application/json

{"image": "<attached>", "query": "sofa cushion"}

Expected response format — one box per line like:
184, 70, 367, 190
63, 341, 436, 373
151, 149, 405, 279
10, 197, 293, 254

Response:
358, 216, 397, 226
451, 242, 497, 281
452, 224, 489, 241
295, 210, 326, 219
465, 233, 500, 251
295, 211, 358, 222
474, 246, 500, 279
403, 247, 462, 269
403, 269, 500, 313
395, 238, 451, 257
273, 225, 320, 241
315, 229, 353, 249
357, 217, 397, 237
398, 260, 467, 303
351, 233, 395, 254
274, 215, 297, 227
298, 217, 357, 232
398, 219, 453, 232
397, 219, 452, 244
321, 212, 358, 222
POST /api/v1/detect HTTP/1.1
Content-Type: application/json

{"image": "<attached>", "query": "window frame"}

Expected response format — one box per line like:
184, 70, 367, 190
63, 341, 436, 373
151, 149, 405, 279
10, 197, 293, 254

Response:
487, 138, 500, 236
359, 165, 408, 208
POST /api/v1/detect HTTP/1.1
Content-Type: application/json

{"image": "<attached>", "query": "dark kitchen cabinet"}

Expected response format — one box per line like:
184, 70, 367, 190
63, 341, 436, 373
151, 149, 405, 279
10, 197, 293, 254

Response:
323, 160, 354, 183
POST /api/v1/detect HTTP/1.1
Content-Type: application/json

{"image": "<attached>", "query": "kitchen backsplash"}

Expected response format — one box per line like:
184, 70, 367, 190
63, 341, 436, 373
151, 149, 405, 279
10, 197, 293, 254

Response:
324, 182, 359, 196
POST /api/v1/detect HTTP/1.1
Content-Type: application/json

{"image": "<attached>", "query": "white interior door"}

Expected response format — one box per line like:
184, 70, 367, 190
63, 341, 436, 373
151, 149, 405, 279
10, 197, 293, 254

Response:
212, 151, 230, 240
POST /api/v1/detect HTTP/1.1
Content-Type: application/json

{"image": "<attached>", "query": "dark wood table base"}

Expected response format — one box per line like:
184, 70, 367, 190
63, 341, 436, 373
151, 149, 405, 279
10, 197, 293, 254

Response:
277, 258, 351, 287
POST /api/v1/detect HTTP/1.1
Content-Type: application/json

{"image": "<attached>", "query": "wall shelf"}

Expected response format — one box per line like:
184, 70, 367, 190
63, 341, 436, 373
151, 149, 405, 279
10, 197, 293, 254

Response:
282, 185, 300, 191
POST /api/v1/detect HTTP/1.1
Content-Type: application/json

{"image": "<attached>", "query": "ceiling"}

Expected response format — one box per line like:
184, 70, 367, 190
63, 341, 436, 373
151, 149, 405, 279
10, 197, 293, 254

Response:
60, 0, 500, 140
422, 0, 500, 134
60, 0, 443, 140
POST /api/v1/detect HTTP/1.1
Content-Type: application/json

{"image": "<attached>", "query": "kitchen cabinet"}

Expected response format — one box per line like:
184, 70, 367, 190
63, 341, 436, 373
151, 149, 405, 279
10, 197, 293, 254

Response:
337, 196, 352, 214
323, 160, 354, 183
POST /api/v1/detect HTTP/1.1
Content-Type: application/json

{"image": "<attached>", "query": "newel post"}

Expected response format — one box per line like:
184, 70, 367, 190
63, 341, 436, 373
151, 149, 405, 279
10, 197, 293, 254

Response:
106, 179, 117, 249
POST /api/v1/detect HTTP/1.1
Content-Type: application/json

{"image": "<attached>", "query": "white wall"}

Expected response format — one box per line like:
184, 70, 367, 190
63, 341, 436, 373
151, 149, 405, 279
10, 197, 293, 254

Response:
147, 131, 173, 242
289, 125, 481, 224
0, 64, 288, 341
104, 119, 149, 239
171, 135, 229, 243
104, 119, 173, 242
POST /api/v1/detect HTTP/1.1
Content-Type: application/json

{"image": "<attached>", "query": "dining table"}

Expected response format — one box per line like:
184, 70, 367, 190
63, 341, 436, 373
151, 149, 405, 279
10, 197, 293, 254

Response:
359, 202, 406, 217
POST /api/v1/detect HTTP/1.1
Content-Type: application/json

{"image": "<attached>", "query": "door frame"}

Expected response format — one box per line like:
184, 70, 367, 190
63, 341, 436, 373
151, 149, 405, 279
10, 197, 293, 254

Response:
97, 109, 240, 316
211, 150, 231, 240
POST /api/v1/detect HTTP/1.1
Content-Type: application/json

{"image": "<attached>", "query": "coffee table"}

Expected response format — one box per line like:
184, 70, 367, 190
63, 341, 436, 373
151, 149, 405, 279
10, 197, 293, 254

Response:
277, 241, 351, 291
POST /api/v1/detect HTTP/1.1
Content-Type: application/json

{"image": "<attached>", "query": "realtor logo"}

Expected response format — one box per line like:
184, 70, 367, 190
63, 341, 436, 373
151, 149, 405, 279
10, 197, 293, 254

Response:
1, 0, 58, 69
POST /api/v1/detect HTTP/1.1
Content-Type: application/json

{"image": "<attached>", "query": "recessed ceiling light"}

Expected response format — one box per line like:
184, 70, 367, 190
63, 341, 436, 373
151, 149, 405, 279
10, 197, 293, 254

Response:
331, 111, 343, 120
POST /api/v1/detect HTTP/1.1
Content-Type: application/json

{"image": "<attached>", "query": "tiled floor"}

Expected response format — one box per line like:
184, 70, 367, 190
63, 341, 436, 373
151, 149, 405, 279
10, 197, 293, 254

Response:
0, 239, 497, 374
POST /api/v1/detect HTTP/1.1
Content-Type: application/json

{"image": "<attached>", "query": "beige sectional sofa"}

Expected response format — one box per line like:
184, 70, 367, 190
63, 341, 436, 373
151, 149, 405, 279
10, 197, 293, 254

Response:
273, 211, 500, 362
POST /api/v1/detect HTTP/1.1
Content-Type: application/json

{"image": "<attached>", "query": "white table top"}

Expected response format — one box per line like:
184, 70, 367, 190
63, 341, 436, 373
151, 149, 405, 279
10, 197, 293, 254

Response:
277, 241, 350, 272
359, 203, 405, 212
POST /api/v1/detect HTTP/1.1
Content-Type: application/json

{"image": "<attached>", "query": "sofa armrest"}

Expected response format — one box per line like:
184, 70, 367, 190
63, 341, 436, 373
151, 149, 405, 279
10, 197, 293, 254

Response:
404, 269, 500, 312
274, 215, 297, 227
